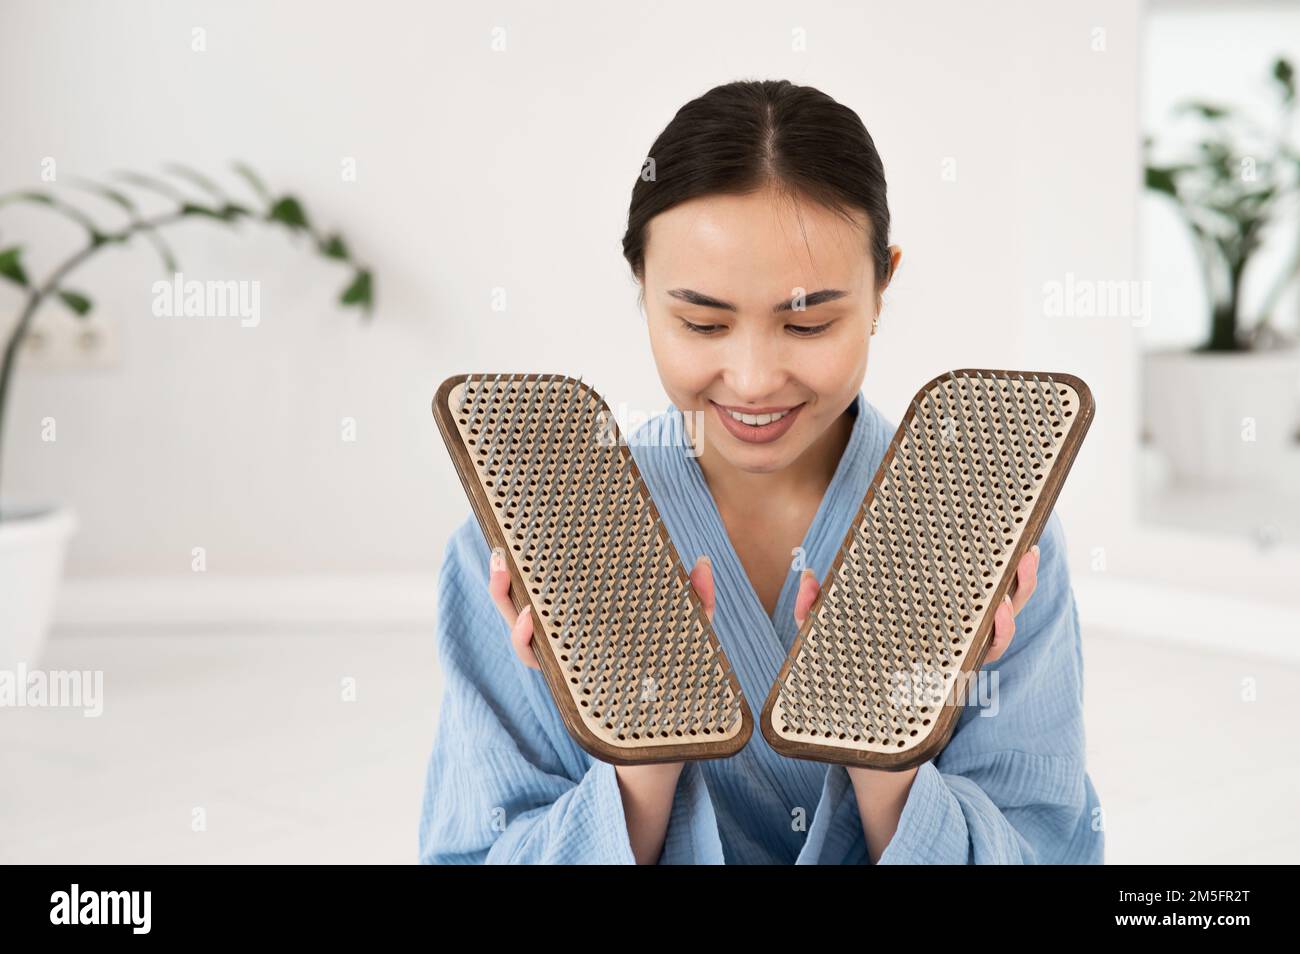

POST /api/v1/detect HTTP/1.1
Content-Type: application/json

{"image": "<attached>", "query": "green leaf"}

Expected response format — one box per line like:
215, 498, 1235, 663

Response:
57, 289, 93, 316
138, 228, 179, 273
1234, 187, 1276, 210
115, 170, 188, 203
0, 246, 28, 287
340, 269, 372, 314
232, 161, 272, 203
0, 191, 107, 239
1, 190, 54, 206
181, 203, 232, 222
267, 196, 310, 231
1178, 100, 1230, 120
1145, 165, 1180, 197
163, 162, 226, 201
182, 202, 250, 223
319, 233, 349, 260
1274, 57, 1295, 103
70, 178, 137, 213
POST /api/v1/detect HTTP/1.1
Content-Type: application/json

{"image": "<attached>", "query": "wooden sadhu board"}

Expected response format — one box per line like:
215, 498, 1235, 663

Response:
433, 372, 753, 765
760, 369, 1095, 771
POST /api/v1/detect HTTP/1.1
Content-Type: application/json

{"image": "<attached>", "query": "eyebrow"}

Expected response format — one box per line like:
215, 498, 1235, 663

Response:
666, 288, 850, 314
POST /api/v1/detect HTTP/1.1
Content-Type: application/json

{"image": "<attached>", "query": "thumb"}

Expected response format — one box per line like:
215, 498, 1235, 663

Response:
794, 568, 821, 629
689, 554, 716, 623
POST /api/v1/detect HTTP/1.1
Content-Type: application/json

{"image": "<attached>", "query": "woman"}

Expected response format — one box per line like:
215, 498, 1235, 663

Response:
419, 79, 1104, 865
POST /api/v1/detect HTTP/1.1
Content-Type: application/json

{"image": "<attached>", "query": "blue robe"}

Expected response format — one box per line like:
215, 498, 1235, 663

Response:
419, 390, 1106, 864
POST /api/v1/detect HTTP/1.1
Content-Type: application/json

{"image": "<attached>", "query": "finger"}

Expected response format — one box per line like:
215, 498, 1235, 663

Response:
487, 546, 519, 624
510, 605, 540, 670
690, 555, 716, 623
985, 593, 1016, 665
794, 568, 821, 629
1010, 544, 1039, 616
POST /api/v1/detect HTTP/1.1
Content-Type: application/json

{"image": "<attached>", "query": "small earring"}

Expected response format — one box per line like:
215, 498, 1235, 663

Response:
871, 316, 879, 335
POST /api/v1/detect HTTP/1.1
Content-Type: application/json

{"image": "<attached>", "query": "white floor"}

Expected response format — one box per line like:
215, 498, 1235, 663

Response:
2, 624, 1296, 864
0, 629, 439, 864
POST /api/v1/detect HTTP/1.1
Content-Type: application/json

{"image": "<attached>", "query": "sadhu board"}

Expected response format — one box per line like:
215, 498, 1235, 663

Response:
433, 372, 753, 765
760, 369, 1095, 771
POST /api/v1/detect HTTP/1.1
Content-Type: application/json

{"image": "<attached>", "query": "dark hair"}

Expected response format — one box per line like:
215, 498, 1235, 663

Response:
622, 79, 893, 308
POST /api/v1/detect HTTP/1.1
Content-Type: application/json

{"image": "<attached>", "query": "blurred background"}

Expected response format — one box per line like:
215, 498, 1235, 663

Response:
1, 0, 1297, 863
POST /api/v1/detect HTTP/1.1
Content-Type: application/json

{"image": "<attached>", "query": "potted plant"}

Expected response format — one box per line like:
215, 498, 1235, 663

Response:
0, 163, 373, 670
1143, 56, 1300, 489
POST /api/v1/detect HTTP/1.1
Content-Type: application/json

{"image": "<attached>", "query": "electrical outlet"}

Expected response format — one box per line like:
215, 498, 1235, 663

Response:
9, 308, 120, 370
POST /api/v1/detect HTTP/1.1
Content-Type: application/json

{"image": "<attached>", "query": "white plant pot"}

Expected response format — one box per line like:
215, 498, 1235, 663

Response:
1142, 346, 1300, 490
0, 502, 77, 670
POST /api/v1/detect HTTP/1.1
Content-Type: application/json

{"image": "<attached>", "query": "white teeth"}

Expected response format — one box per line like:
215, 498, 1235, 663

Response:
726, 408, 790, 426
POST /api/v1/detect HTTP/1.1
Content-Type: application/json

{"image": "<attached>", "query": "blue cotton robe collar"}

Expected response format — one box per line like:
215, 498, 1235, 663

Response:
628, 390, 886, 863
632, 391, 875, 708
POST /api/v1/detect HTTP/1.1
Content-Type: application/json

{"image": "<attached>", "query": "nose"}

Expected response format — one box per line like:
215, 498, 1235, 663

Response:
720, 323, 788, 405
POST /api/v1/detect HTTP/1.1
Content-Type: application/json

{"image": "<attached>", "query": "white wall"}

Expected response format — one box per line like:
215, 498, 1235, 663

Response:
1, 0, 1139, 585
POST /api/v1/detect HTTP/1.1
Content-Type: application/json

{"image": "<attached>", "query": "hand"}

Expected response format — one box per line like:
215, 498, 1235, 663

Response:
486, 547, 719, 799
792, 544, 1041, 666
985, 543, 1040, 665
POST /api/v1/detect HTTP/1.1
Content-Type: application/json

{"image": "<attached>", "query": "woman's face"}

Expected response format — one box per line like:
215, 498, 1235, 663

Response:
641, 186, 898, 475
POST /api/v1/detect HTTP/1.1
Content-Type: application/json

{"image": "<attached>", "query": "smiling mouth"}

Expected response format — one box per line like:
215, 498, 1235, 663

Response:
708, 400, 806, 443
717, 405, 798, 426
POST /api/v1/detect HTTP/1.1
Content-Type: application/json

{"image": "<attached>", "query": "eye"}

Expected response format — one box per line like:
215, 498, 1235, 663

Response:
678, 318, 723, 335
787, 322, 833, 337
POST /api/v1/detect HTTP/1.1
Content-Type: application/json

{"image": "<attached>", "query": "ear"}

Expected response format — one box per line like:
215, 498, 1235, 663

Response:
882, 245, 903, 290
874, 245, 903, 315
